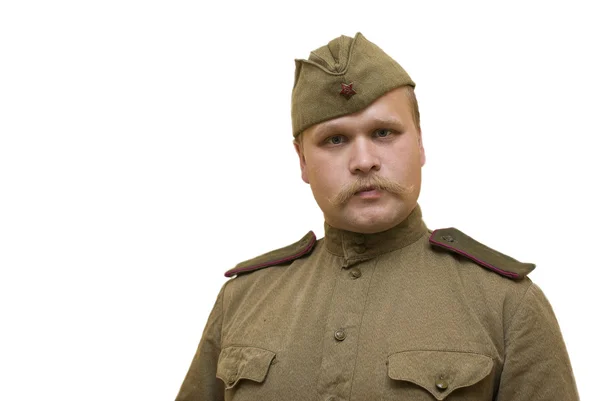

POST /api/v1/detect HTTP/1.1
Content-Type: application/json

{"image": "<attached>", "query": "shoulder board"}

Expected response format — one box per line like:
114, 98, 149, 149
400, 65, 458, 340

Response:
429, 228, 535, 280
224, 231, 317, 278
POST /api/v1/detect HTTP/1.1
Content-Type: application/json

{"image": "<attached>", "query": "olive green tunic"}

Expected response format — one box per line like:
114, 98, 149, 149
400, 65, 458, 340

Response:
176, 205, 578, 400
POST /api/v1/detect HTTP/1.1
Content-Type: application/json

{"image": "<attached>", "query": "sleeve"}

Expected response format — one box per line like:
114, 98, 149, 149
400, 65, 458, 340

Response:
175, 285, 226, 401
496, 283, 579, 401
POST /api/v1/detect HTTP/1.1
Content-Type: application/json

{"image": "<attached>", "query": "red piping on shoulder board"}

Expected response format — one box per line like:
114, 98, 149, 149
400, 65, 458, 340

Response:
225, 232, 317, 278
429, 230, 519, 279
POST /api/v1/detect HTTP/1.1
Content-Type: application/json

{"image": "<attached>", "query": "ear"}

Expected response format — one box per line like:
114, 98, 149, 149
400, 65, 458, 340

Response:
418, 129, 426, 167
293, 140, 310, 184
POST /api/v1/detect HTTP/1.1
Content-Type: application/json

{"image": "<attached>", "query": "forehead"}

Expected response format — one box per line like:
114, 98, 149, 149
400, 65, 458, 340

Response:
306, 87, 414, 137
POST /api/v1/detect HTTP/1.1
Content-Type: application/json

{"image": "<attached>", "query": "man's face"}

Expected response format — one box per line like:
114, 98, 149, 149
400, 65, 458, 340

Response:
294, 86, 426, 234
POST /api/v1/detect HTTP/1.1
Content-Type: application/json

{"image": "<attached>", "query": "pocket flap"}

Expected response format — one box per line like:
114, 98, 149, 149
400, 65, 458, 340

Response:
217, 346, 276, 390
387, 350, 493, 400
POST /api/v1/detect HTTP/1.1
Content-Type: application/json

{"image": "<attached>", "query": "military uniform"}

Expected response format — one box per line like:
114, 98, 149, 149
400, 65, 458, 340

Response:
175, 205, 578, 400
176, 31, 578, 400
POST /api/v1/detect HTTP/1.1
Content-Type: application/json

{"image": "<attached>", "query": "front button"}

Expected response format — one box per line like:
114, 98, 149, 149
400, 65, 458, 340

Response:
350, 268, 362, 279
354, 236, 365, 245
355, 245, 366, 254
334, 329, 347, 341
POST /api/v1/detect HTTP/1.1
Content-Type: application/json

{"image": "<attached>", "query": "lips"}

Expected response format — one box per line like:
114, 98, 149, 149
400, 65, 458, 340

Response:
356, 186, 376, 194
354, 186, 383, 200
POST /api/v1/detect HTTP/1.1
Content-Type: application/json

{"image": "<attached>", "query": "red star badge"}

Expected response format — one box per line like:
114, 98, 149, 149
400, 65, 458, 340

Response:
340, 82, 357, 99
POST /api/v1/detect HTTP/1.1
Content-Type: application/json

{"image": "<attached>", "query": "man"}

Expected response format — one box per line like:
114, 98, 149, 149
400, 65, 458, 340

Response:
176, 33, 578, 400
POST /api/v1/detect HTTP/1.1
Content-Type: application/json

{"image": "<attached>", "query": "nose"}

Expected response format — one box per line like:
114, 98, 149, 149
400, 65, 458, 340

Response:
349, 137, 381, 175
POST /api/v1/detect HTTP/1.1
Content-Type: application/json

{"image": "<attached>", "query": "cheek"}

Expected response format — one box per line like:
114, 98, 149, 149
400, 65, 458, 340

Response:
386, 148, 422, 180
306, 157, 343, 196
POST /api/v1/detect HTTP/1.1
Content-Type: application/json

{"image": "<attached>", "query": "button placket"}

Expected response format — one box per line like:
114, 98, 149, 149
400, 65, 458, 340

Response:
317, 255, 374, 399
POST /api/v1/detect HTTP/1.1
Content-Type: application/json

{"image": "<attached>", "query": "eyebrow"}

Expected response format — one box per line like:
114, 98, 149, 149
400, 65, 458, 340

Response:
371, 116, 406, 129
310, 123, 336, 140
311, 116, 407, 139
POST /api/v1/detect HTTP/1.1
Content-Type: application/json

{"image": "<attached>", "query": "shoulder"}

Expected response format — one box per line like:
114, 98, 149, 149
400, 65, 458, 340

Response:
428, 227, 535, 280
426, 227, 538, 326
224, 231, 317, 277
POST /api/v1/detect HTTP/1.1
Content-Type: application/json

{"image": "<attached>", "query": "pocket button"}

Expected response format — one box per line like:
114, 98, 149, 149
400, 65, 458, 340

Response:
435, 375, 449, 391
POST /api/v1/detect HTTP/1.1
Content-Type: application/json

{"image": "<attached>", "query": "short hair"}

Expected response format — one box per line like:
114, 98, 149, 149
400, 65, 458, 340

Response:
404, 86, 421, 131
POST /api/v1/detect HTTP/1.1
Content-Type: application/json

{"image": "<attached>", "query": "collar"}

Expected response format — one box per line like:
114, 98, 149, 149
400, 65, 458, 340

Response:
324, 204, 428, 265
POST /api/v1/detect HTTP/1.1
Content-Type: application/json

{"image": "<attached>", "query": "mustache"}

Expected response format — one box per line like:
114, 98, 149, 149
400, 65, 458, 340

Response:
328, 175, 414, 206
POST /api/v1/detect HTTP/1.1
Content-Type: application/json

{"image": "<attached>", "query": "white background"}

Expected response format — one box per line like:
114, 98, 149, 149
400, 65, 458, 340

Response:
1, 1, 598, 400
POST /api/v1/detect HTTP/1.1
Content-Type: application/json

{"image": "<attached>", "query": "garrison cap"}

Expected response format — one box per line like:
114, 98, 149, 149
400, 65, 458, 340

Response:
291, 32, 415, 137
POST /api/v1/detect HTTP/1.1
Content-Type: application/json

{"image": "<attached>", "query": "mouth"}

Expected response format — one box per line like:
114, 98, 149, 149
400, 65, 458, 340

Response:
355, 186, 382, 199
355, 185, 376, 193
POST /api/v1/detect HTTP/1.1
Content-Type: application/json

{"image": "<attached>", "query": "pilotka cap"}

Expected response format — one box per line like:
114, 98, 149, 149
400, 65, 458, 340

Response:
291, 32, 415, 137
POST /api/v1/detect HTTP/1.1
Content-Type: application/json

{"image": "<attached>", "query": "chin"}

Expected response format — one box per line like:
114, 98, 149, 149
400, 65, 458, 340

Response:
322, 195, 417, 234
341, 208, 405, 234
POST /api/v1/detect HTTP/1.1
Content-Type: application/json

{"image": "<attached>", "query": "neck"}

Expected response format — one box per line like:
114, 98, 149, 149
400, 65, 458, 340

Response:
324, 204, 428, 266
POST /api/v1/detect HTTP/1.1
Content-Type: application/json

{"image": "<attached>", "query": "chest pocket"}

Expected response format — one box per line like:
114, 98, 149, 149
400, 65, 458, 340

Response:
387, 350, 493, 400
216, 346, 276, 390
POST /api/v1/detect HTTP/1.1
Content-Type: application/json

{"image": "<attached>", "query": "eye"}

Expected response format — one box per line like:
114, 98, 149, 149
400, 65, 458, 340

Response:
374, 129, 393, 138
325, 135, 345, 145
